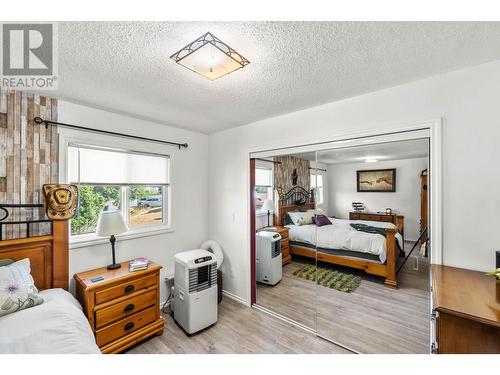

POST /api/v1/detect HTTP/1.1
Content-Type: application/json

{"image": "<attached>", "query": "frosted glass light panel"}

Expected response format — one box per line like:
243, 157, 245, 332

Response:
170, 32, 250, 80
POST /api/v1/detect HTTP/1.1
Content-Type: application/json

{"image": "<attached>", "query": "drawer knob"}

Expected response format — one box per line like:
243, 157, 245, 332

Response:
124, 322, 135, 331
124, 285, 135, 293
124, 303, 135, 313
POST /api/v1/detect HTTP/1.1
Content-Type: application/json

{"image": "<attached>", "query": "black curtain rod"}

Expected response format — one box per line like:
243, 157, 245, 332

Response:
33, 117, 188, 149
309, 167, 327, 172
254, 158, 281, 164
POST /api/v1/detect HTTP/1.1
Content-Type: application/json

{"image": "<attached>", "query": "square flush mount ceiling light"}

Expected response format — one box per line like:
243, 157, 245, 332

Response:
170, 32, 250, 80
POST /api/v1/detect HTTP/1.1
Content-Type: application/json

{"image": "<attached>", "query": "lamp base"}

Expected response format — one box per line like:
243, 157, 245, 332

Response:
107, 263, 121, 270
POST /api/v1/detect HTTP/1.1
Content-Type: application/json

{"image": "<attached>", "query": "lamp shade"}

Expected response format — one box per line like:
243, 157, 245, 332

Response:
262, 199, 274, 211
96, 210, 128, 237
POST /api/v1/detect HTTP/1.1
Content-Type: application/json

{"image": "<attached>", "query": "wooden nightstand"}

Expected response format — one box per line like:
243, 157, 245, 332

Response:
74, 260, 164, 354
257, 226, 291, 265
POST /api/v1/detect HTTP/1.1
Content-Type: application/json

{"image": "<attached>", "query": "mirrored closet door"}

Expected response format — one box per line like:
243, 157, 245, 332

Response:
314, 139, 431, 353
253, 152, 317, 331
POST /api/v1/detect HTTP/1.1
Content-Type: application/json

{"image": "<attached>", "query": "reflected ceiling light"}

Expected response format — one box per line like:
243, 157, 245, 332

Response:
365, 158, 379, 163
170, 32, 250, 81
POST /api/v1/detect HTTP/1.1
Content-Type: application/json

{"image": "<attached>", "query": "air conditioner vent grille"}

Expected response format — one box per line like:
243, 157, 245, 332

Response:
188, 264, 217, 293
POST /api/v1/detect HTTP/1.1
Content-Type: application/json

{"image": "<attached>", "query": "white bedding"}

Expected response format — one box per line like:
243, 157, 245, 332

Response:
0, 288, 100, 354
286, 218, 403, 263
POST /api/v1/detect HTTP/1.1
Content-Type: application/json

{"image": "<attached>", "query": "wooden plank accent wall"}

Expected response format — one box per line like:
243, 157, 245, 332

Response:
0, 89, 58, 240
274, 155, 311, 194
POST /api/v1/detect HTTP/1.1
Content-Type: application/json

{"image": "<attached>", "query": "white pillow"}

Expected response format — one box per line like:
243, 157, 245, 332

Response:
313, 208, 326, 216
0, 258, 44, 317
288, 211, 315, 226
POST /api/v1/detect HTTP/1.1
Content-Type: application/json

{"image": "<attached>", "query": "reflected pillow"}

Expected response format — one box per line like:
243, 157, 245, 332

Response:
283, 213, 294, 226
313, 215, 332, 227
288, 211, 315, 226
0, 258, 44, 317
0, 259, 14, 267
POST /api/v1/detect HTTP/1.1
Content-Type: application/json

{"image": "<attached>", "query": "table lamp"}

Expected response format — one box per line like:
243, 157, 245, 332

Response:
97, 210, 128, 270
262, 199, 274, 228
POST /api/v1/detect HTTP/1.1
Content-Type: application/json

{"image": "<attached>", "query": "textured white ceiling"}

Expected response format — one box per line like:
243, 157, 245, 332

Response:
292, 138, 429, 164
54, 22, 500, 134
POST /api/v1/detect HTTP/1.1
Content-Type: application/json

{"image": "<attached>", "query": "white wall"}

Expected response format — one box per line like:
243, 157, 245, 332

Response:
58, 101, 209, 301
208, 59, 500, 303
327, 158, 428, 241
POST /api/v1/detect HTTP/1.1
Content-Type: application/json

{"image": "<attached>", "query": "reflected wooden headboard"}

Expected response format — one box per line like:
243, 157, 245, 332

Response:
274, 186, 315, 227
0, 221, 69, 290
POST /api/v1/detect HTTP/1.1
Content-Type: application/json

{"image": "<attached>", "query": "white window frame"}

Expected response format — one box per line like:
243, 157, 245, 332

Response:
255, 160, 274, 216
58, 128, 173, 249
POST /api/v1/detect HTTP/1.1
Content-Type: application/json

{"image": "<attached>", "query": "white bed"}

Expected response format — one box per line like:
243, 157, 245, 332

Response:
0, 288, 100, 354
286, 218, 404, 263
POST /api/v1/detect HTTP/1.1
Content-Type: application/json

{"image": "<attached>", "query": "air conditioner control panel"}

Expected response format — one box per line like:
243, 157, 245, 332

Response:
194, 255, 213, 264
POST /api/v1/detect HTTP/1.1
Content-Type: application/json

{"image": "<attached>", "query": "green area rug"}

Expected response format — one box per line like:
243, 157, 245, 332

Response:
293, 264, 361, 293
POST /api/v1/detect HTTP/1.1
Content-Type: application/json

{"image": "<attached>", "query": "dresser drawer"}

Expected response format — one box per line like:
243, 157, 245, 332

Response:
96, 305, 157, 347
361, 214, 379, 221
349, 213, 360, 220
95, 274, 157, 305
95, 289, 157, 329
379, 216, 394, 223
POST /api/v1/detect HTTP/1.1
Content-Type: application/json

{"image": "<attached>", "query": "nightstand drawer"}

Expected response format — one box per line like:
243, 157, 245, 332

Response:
281, 244, 290, 255
96, 305, 157, 347
95, 289, 157, 329
95, 274, 156, 305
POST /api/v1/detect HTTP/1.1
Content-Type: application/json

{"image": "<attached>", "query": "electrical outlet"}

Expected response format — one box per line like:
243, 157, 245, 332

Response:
164, 276, 174, 290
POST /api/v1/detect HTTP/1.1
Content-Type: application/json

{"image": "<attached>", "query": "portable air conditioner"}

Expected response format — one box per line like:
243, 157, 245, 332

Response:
173, 249, 218, 334
256, 231, 283, 285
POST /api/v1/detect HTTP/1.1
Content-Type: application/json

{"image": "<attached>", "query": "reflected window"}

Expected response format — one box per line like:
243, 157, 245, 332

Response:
310, 173, 324, 204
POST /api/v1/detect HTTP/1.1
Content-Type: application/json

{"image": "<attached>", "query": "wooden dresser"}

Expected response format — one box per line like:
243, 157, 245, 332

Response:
432, 265, 500, 353
257, 226, 291, 265
74, 260, 164, 353
349, 211, 396, 223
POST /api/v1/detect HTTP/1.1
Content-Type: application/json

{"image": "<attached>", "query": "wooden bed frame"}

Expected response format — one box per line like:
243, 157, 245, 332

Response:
0, 221, 69, 291
275, 187, 401, 288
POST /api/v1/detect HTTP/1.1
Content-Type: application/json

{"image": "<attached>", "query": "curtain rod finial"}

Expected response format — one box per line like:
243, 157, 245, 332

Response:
33, 117, 48, 128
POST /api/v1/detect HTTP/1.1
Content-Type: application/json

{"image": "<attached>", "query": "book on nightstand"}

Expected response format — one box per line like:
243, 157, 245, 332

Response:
129, 257, 149, 272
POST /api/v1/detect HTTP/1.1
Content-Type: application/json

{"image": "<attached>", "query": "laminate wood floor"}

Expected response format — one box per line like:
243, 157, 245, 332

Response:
126, 297, 351, 354
256, 242, 430, 354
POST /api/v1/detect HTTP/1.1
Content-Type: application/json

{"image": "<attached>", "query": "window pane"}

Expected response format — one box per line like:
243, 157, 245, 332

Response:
255, 186, 272, 209
255, 168, 272, 186
128, 186, 166, 228
71, 185, 121, 236
311, 174, 323, 189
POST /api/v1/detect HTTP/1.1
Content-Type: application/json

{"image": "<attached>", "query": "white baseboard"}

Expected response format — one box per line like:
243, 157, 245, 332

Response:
222, 290, 248, 306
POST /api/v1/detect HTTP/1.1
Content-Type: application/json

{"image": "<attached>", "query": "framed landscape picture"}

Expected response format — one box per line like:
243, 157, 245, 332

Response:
356, 168, 396, 192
